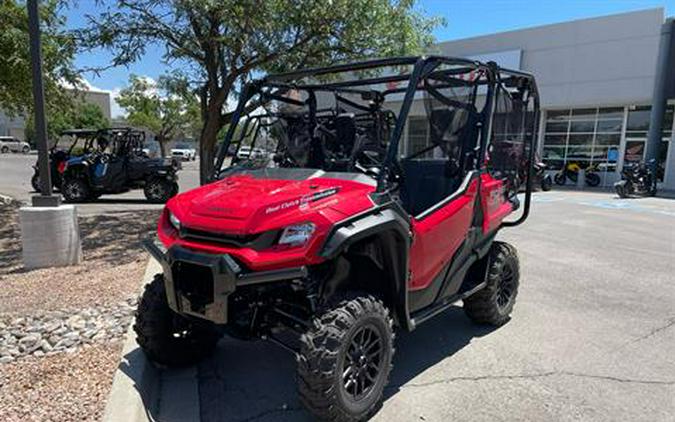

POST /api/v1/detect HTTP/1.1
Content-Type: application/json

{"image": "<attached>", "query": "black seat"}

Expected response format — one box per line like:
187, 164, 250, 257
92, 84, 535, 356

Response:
399, 108, 479, 216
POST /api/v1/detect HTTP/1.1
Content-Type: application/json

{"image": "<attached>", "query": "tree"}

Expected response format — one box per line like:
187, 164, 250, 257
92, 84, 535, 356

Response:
80, 0, 442, 183
0, 0, 78, 116
116, 74, 200, 157
25, 100, 109, 144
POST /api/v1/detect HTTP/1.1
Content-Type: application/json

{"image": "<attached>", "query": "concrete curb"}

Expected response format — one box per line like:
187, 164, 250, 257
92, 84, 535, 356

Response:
102, 258, 201, 422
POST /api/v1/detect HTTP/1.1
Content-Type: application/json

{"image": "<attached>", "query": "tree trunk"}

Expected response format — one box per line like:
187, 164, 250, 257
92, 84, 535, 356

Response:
198, 112, 221, 185
158, 136, 168, 158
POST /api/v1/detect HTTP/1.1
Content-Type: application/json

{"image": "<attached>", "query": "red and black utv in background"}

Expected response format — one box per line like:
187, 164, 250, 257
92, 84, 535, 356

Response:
136, 56, 540, 421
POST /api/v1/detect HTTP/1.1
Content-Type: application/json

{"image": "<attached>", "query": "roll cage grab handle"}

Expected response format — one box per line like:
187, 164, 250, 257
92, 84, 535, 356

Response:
211, 56, 540, 227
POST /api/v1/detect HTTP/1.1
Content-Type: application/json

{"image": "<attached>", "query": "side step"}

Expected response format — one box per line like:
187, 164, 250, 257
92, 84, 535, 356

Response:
409, 281, 486, 330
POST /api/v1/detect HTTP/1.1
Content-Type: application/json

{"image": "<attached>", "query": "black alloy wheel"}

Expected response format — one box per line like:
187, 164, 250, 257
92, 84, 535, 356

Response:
341, 324, 385, 402
62, 178, 90, 202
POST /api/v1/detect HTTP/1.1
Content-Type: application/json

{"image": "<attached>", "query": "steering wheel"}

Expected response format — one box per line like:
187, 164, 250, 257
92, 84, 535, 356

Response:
348, 142, 387, 177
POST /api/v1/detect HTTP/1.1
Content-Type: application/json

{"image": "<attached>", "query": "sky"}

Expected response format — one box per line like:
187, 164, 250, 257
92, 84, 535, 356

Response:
66, 0, 675, 117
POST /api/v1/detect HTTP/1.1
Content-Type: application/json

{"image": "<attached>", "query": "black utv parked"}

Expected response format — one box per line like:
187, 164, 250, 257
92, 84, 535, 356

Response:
31, 129, 100, 192
60, 128, 180, 203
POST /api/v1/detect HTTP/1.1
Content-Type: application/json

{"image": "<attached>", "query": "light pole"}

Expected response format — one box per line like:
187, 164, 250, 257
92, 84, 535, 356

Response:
27, 0, 60, 207
20, 0, 80, 270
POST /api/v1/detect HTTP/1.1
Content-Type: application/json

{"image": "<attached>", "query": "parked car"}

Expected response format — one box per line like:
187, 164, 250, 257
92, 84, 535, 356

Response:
236, 145, 252, 160
0, 136, 30, 154
61, 128, 180, 203
135, 56, 540, 421
171, 143, 197, 161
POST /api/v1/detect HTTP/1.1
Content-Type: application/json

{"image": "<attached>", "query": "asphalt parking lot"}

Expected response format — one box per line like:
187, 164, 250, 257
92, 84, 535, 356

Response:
0, 153, 200, 215
189, 191, 675, 422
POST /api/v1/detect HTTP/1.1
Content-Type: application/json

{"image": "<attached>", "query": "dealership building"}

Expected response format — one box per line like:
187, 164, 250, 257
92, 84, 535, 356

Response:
403, 8, 675, 190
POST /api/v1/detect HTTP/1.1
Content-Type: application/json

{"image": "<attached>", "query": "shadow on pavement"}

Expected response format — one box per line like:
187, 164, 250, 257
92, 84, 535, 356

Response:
116, 348, 162, 421
197, 306, 496, 422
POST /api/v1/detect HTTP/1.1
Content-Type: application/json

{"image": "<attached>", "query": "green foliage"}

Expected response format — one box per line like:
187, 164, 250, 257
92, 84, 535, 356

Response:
0, 0, 78, 116
25, 100, 109, 143
116, 74, 200, 154
80, 0, 443, 180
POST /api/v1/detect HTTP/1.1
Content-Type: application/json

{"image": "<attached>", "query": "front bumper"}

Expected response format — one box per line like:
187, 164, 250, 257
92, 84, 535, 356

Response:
143, 239, 307, 324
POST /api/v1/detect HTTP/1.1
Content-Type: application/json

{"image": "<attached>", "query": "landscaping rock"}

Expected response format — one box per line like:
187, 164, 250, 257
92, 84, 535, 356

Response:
0, 299, 136, 363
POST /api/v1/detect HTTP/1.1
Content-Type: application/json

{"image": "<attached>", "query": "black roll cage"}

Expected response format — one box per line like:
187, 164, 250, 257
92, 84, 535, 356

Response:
214, 55, 540, 227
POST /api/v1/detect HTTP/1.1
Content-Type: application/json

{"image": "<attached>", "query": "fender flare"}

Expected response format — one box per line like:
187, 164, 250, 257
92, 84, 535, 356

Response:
320, 207, 414, 331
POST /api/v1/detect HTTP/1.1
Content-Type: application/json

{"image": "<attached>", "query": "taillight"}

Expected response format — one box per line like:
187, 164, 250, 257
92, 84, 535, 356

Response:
57, 162, 66, 173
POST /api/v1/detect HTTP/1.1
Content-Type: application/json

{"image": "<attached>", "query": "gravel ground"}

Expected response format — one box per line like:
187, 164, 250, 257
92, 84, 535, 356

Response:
0, 197, 161, 420
0, 341, 123, 422
0, 200, 159, 314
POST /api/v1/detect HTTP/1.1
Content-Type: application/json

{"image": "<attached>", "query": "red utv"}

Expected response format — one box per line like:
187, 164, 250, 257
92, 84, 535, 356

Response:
137, 56, 540, 421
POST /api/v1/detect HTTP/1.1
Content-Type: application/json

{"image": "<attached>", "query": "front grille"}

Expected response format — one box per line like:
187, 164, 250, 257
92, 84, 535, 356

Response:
179, 226, 278, 250
172, 261, 214, 314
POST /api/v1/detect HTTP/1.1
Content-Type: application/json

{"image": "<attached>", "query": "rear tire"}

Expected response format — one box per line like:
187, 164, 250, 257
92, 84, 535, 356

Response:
1, 146, 8, 153
464, 241, 520, 326
554, 173, 566, 185
62, 178, 90, 202
31, 172, 40, 192
144, 178, 177, 203
298, 293, 394, 422
134, 274, 220, 367
22, 145, 30, 154
585, 172, 601, 187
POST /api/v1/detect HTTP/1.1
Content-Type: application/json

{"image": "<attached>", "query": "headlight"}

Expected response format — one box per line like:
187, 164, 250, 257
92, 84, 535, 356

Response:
168, 211, 181, 230
278, 223, 315, 247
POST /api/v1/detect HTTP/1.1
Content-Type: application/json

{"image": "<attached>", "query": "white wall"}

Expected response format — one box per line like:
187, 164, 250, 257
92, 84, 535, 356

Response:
434, 8, 665, 109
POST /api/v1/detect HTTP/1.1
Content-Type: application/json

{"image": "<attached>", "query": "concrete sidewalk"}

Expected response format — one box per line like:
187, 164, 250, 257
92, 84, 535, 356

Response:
103, 259, 200, 422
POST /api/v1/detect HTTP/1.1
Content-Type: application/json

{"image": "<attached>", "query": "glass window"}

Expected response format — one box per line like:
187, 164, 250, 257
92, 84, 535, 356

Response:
597, 107, 624, 118
595, 134, 621, 146
543, 146, 565, 170
545, 121, 569, 133
596, 119, 623, 133
542, 106, 626, 173
547, 110, 570, 120
571, 108, 597, 119
627, 106, 651, 132
544, 134, 567, 145
570, 120, 595, 133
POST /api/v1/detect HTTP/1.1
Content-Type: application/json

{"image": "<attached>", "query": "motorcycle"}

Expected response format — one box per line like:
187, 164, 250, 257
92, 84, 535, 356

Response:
614, 159, 656, 198
534, 161, 553, 191
554, 162, 601, 187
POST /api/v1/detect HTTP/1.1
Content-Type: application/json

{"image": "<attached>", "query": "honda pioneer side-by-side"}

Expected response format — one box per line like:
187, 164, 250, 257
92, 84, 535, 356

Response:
136, 56, 539, 421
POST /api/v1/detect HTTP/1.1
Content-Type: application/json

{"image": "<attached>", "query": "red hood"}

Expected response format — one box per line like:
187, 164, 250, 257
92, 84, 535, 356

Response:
168, 171, 377, 235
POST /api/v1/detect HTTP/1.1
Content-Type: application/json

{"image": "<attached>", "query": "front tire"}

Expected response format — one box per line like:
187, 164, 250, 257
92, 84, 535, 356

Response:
0, 146, 8, 153
134, 274, 220, 367
541, 175, 553, 191
298, 294, 394, 422
464, 241, 520, 326
62, 178, 90, 202
554, 173, 566, 185
144, 178, 177, 203
615, 181, 630, 198
22, 145, 30, 154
